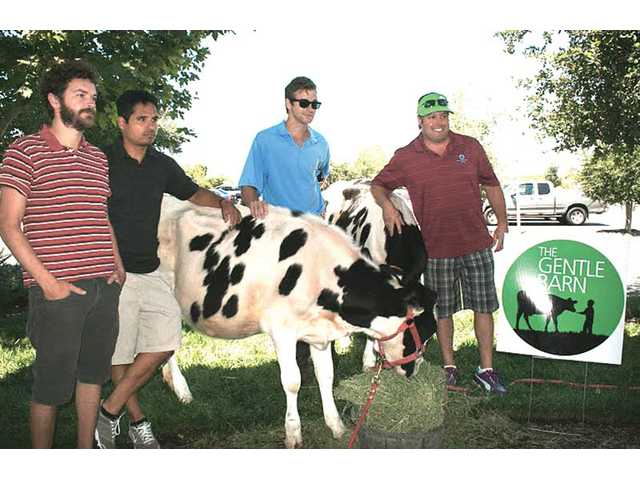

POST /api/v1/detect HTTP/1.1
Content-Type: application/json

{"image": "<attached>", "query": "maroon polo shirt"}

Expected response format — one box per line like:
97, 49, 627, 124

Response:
372, 131, 500, 258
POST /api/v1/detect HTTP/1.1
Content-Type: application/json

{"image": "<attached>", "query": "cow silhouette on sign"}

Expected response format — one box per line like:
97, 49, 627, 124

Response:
515, 290, 578, 333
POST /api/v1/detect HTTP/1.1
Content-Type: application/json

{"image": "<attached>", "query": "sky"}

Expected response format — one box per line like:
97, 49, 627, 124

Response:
173, 27, 579, 185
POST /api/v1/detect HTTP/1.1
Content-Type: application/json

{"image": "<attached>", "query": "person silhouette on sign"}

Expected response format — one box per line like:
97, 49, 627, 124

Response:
579, 300, 595, 335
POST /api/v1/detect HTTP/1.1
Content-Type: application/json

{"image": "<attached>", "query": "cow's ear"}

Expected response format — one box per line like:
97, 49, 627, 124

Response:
342, 188, 361, 200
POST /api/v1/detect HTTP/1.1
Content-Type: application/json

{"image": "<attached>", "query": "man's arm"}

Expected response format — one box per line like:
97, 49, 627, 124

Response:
483, 185, 508, 252
240, 185, 268, 219
0, 186, 86, 299
371, 183, 404, 235
188, 187, 241, 226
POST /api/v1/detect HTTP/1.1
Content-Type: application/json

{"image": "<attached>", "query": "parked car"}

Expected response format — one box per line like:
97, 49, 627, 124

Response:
483, 180, 607, 226
213, 185, 242, 202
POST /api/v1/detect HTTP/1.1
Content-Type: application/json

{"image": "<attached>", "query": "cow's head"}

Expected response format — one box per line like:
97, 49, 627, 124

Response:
333, 259, 437, 377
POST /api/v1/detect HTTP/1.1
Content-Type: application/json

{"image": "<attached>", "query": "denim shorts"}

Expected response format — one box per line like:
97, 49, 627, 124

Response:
425, 247, 499, 319
27, 278, 121, 406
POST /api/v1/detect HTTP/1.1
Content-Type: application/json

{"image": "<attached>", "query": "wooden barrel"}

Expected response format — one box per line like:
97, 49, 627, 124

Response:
357, 424, 444, 449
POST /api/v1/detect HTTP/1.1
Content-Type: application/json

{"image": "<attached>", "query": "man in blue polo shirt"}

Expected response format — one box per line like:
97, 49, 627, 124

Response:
239, 76, 330, 380
239, 76, 330, 218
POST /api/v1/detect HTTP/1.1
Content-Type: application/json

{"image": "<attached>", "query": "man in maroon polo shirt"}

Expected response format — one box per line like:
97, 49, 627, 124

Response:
371, 92, 509, 394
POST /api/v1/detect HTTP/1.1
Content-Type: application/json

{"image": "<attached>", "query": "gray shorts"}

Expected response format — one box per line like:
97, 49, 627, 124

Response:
111, 269, 182, 365
425, 247, 499, 319
27, 278, 121, 406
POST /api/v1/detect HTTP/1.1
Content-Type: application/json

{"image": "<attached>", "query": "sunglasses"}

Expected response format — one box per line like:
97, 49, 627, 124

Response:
421, 98, 448, 108
290, 98, 322, 110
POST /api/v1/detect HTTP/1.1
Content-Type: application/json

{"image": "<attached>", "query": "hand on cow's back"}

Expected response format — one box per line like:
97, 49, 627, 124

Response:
249, 200, 269, 219
382, 202, 404, 235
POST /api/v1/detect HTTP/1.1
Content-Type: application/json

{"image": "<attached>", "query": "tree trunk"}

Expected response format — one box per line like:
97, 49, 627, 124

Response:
625, 202, 633, 233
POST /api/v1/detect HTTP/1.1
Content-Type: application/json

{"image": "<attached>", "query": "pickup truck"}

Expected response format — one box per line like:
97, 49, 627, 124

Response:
483, 180, 607, 225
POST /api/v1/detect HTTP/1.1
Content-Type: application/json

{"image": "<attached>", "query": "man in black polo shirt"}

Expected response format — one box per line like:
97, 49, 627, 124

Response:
95, 90, 241, 449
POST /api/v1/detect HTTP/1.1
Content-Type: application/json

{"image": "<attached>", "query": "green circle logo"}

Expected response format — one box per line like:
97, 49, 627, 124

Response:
502, 240, 624, 356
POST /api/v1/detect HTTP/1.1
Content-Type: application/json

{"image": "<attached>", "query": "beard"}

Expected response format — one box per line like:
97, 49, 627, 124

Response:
60, 101, 96, 131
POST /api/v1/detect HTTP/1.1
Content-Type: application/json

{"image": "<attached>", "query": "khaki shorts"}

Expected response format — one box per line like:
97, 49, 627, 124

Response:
111, 269, 182, 365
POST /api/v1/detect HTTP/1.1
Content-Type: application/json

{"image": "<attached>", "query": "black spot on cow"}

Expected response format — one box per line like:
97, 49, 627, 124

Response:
317, 289, 340, 313
328, 213, 335, 223
234, 215, 266, 256
222, 294, 239, 318
190, 302, 201, 323
353, 207, 368, 228
202, 255, 231, 318
279, 229, 308, 261
230, 263, 245, 285
279, 264, 303, 295
291, 210, 304, 217
384, 224, 427, 286
234, 216, 257, 257
189, 233, 213, 251
203, 229, 233, 271
204, 247, 220, 271
359, 223, 371, 247
335, 209, 354, 230
252, 223, 265, 239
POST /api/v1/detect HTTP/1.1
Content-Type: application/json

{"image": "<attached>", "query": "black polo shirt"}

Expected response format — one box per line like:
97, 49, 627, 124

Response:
106, 139, 199, 273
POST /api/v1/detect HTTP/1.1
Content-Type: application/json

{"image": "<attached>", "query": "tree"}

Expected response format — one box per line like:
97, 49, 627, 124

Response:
184, 163, 227, 189
579, 148, 640, 231
498, 30, 640, 232
327, 146, 388, 184
544, 165, 562, 187
0, 30, 229, 154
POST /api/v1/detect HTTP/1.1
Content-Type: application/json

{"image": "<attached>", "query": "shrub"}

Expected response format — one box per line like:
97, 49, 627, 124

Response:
0, 263, 28, 314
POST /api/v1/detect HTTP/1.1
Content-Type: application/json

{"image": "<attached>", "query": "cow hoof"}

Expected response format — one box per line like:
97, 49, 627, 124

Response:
284, 436, 303, 449
329, 419, 346, 439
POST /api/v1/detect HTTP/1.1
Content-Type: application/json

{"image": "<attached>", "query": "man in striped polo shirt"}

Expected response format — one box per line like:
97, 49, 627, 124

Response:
0, 60, 125, 447
371, 92, 509, 395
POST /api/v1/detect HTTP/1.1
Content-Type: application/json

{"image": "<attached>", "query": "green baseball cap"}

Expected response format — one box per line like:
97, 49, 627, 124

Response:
417, 92, 453, 117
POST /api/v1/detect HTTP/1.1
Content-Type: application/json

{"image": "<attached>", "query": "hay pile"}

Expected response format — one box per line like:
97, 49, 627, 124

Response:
335, 362, 446, 433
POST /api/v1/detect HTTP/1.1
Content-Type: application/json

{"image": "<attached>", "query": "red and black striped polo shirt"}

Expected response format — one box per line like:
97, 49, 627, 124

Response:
0, 125, 116, 287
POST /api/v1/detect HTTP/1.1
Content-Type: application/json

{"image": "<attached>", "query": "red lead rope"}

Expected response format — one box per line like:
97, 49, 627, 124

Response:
347, 360, 383, 448
347, 308, 421, 448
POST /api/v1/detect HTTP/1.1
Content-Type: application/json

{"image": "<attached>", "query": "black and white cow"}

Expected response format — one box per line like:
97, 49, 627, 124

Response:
323, 180, 437, 369
157, 196, 436, 447
516, 290, 578, 333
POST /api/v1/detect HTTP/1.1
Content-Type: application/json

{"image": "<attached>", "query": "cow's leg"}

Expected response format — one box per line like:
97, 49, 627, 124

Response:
515, 309, 522, 330
272, 332, 303, 448
524, 313, 533, 331
309, 343, 346, 439
161, 353, 193, 404
361, 339, 377, 371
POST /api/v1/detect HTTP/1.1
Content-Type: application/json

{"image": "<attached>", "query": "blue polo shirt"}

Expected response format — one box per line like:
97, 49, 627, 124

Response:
239, 121, 330, 215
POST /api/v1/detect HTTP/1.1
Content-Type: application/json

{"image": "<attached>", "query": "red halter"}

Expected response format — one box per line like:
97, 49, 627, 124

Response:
375, 309, 426, 368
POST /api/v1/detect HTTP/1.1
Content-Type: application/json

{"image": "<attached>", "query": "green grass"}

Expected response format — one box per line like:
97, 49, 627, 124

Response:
1, 310, 639, 448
